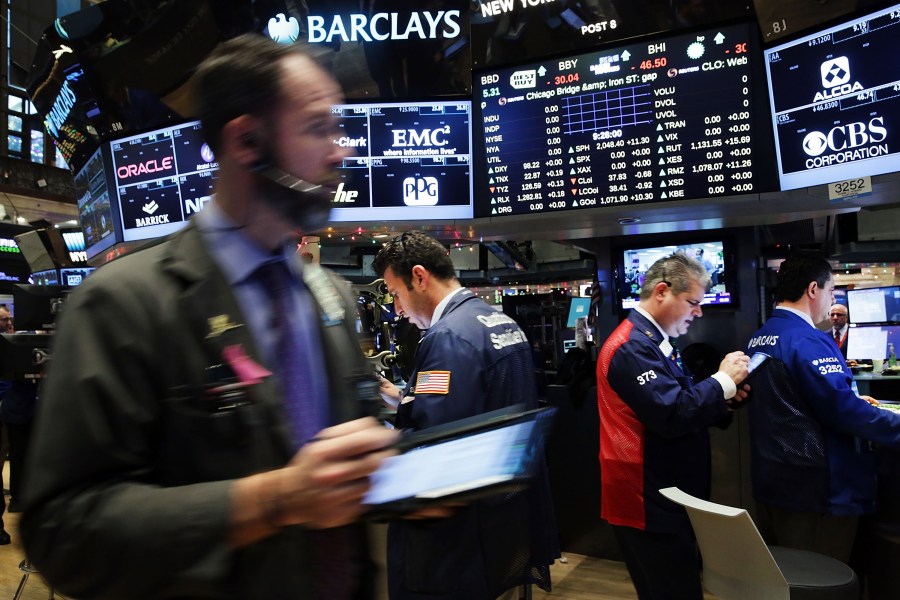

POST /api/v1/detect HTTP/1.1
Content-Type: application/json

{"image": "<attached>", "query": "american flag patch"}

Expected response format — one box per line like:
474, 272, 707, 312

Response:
415, 371, 451, 394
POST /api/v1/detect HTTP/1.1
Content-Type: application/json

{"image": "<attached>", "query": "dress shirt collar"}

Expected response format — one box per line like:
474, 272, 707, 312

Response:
775, 305, 815, 328
194, 199, 301, 285
634, 306, 673, 355
430, 287, 466, 327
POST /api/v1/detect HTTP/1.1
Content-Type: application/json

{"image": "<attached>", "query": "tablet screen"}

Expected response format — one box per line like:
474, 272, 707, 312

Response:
363, 410, 549, 509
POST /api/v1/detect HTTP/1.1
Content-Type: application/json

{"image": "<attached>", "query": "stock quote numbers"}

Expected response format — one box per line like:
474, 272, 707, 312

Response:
478, 24, 758, 216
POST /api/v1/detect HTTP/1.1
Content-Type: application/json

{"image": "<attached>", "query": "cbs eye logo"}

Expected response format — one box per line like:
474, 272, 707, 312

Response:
802, 131, 829, 157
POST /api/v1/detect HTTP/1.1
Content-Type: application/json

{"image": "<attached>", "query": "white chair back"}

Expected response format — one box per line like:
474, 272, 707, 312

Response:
658, 487, 790, 600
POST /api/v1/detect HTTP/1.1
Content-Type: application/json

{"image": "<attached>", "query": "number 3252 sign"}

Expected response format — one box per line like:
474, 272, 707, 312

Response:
828, 176, 872, 202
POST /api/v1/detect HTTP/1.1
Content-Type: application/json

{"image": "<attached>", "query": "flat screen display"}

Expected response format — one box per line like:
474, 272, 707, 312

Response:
566, 296, 592, 328
268, 0, 471, 100
330, 101, 474, 221
472, 22, 769, 218
846, 324, 900, 360
59, 267, 96, 287
617, 241, 731, 310
847, 286, 900, 324
74, 147, 119, 262
764, 4, 900, 190
30, 269, 59, 286
753, 0, 882, 44
110, 121, 217, 243
471, 0, 753, 68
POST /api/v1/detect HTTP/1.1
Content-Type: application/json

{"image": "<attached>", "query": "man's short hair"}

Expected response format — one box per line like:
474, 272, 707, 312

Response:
372, 231, 456, 289
774, 255, 833, 303
194, 34, 313, 154
640, 252, 710, 300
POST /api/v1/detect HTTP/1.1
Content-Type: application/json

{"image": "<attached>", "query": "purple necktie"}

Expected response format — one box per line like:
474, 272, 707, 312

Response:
255, 260, 358, 600
254, 260, 321, 448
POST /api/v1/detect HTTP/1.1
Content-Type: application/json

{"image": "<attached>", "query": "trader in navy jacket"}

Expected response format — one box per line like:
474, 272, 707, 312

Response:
747, 255, 900, 563
596, 252, 750, 600
374, 231, 559, 600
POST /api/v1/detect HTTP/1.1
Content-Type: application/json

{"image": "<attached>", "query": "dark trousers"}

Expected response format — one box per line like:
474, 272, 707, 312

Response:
612, 524, 703, 600
5, 419, 32, 507
756, 502, 859, 563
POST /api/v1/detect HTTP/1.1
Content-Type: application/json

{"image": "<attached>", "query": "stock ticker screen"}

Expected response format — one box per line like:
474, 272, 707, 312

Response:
110, 121, 217, 243
764, 4, 900, 191
329, 100, 473, 221
472, 22, 772, 217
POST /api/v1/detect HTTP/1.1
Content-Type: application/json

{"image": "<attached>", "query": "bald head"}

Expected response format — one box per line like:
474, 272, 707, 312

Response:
829, 304, 848, 330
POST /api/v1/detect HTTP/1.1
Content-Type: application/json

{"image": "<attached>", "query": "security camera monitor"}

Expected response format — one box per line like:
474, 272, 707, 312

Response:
763, 4, 900, 190
616, 240, 732, 310
329, 100, 473, 221
847, 285, 900, 324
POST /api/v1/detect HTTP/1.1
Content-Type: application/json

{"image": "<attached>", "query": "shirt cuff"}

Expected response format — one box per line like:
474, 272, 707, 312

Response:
712, 371, 737, 399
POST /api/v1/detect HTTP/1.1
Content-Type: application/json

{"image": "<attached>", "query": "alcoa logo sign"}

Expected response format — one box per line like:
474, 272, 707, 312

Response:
814, 57, 863, 102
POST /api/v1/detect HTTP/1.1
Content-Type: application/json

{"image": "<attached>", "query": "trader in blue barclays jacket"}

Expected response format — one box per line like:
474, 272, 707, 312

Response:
374, 231, 559, 600
596, 252, 750, 600
747, 254, 900, 563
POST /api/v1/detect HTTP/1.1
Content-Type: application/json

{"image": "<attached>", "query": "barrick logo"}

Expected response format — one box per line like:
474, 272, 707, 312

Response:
814, 57, 863, 102
117, 157, 174, 180
801, 117, 889, 168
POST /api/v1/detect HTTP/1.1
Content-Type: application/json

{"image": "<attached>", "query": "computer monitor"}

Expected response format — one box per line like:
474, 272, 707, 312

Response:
566, 297, 592, 328
12, 284, 72, 331
846, 324, 900, 361
847, 286, 900, 324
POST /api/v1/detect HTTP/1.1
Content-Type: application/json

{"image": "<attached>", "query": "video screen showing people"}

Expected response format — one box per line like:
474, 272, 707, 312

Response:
620, 241, 730, 309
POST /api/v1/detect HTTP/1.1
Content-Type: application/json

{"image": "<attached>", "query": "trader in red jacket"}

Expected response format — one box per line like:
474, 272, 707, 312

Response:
596, 252, 749, 600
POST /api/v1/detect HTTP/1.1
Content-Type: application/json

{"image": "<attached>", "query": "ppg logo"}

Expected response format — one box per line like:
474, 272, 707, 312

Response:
402, 176, 439, 206
821, 57, 850, 88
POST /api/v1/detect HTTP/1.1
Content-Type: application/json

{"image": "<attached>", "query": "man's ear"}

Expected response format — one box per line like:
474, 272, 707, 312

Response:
410, 264, 429, 289
222, 115, 264, 171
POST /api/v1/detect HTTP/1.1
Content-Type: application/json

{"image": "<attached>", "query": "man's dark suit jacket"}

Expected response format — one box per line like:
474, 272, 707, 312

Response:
21, 223, 375, 599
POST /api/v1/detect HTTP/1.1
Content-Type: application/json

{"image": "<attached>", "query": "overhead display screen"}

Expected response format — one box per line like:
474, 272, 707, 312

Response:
764, 4, 900, 191
330, 100, 473, 221
74, 147, 118, 261
472, 22, 769, 217
752, 0, 882, 44
471, 0, 753, 68
111, 121, 217, 243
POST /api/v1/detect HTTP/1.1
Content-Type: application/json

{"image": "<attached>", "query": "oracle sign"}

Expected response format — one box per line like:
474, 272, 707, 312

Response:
116, 157, 175, 181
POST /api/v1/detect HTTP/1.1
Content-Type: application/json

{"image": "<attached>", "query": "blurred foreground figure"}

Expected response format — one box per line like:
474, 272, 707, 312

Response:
21, 34, 396, 600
